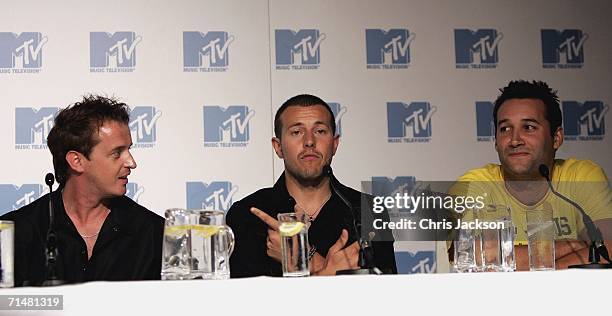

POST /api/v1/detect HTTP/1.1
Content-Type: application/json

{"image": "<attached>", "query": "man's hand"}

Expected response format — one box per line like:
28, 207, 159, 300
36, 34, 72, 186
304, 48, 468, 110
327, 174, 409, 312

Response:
313, 229, 360, 275
250, 207, 282, 263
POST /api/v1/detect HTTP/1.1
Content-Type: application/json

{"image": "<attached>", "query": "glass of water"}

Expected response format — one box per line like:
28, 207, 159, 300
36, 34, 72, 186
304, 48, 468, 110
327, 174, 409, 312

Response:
485, 205, 516, 272
526, 209, 555, 271
161, 208, 193, 280
190, 210, 234, 280
0, 221, 14, 288
277, 212, 310, 277
453, 222, 480, 273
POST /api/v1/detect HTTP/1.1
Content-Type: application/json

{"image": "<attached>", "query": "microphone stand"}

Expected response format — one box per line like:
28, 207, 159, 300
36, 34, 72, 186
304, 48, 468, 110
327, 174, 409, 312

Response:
41, 173, 65, 286
323, 166, 382, 275
539, 164, 612, 269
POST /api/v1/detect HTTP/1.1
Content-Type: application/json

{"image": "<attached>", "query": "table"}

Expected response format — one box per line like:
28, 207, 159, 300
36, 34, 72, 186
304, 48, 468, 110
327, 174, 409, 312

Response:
1, 269, 609, 315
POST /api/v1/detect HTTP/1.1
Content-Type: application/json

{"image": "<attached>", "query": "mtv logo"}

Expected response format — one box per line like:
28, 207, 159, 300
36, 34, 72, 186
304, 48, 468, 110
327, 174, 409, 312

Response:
328, 102, 347, 136
394, 250, 436, 274
454, 29, 502, 64
129, 106, 162, 143
475, 101, 495, 138
563, 101, 608, 137
186, 181, 238, 212
126, 182, 145, 202
365, 29, 414, 65
0, 184, 46, 215
275, 29, 326, 65
183, 31, 234, 68
371, 176, 417, 197
542, 29, 588, 65
15, 107, 59, 145
203, 106, 255, 143
90, 32, 142, 68
387, 102, 437, 138
0, 32, 47, 68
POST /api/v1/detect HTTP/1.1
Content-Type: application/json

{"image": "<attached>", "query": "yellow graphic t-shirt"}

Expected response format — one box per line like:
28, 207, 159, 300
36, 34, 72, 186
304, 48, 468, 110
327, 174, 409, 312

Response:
449, 159, 611, 244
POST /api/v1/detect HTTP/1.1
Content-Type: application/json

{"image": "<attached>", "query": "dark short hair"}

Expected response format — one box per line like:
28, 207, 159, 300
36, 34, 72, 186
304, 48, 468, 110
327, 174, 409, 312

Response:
274, 94, 336, 138
493, 80, 562, 136
47, 95, 130, 186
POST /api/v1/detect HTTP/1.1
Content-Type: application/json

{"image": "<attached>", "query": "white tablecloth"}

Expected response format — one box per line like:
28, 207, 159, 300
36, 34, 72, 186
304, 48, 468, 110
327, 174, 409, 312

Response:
1, 270, 610, 316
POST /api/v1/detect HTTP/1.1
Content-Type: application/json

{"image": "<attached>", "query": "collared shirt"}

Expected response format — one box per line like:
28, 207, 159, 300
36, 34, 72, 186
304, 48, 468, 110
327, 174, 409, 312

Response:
226, 173, 397, 278
1, 190, 164, 286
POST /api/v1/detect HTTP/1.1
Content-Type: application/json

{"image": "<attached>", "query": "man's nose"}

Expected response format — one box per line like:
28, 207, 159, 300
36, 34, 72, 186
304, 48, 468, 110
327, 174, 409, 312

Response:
304, 131, 315, 148
125, 151, 137, 169
510, 129, 524, 147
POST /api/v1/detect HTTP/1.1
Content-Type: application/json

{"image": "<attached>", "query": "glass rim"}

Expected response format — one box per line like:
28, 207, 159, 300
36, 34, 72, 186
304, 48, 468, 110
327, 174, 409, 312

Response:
190, 209, 225, 216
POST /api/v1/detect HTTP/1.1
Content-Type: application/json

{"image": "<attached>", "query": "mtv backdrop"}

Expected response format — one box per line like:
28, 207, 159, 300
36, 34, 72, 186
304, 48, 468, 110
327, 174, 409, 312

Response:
1, 0, 610, 275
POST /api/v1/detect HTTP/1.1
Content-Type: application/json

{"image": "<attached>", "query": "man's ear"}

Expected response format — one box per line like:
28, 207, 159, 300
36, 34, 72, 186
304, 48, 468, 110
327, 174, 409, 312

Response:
65, 150, 86, 174
271, 137, 284, 159
332, 134, 340, 156
552, 127, 564, 150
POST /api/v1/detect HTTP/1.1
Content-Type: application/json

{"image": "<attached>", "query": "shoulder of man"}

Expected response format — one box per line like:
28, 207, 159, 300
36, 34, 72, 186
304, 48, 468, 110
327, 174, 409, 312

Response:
555, 158, 609, 181
1, 193, 49, 226
113, 195, 164, 228
455, 163, 502, 182
226, 186, 276, 224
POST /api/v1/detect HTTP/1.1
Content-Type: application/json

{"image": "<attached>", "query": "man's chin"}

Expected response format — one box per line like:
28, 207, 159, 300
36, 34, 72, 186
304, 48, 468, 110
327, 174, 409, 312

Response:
503, 164, 540, 179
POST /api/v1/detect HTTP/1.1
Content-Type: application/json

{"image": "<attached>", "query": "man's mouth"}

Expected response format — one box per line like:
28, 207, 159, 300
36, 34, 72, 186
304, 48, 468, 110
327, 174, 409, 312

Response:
508, 152, 530, 158
300, 152, 321, 161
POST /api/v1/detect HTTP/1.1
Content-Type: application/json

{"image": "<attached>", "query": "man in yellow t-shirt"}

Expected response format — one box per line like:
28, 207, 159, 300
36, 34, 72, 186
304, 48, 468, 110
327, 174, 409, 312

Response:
450, 80, 612, 270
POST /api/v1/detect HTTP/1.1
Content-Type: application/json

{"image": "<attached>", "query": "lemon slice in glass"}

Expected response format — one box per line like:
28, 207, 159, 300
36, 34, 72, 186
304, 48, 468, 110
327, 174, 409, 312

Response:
0, 223, 13, 230
165, 225, 192, 237
279, 222, 304, 237
192, 225, 221, 238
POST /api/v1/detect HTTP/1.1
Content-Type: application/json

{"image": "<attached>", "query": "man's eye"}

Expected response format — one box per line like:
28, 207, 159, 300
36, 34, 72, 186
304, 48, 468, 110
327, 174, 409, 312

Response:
525, 125, 536, 131
316, 129, 327, 134
290, 130, 301, 136
499, 126, 510, 132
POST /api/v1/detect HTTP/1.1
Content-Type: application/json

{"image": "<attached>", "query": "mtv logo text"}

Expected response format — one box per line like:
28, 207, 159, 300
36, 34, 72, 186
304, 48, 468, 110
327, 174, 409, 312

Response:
275, 29, 325, 70
328, 102, 347, 136
203, 105, 255, 147
15, 107, 59, 149
186, 181, 238, 212
387, 102, 437, 143
129, 106, 162, 148
126, 183, 145, 202
562, 101, 608, 141
365, 29, 415, 69
395, 251, 436, 274
0, 32, 47, 74
475, 101, 494, 141
542, 29, 588, 69
454, 29, 502, 69
0, 184, 47, 215
183, 31, 234, 72
90, 32, 141, 73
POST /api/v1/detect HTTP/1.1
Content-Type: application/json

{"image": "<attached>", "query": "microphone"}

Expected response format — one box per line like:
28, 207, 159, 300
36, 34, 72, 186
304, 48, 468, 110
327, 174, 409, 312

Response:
323, 165, 382, 275
41, 173, 65, 286
538, 164, 612, 268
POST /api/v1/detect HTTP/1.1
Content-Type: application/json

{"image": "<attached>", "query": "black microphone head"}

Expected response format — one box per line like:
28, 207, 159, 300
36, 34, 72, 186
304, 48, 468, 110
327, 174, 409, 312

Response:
45, 173, 55, 187
323, 165, 333, 177
538, 164, 550, 178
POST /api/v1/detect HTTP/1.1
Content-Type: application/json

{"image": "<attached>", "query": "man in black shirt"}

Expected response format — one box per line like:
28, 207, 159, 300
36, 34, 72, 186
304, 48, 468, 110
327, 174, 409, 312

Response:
1, 95, 164, 286
226, 94, 396, 277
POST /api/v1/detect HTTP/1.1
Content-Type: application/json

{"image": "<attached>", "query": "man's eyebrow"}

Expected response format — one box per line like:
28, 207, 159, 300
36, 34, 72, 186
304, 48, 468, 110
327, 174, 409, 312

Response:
521, 118, 541, 124
497, 118, 541, 125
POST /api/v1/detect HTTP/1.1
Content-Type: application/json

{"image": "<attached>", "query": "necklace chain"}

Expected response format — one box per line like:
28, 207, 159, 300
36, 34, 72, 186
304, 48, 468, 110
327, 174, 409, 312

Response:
80, 231, 100, 238
77, 208, 110, 239
300, 193, 332, 223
